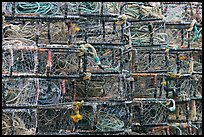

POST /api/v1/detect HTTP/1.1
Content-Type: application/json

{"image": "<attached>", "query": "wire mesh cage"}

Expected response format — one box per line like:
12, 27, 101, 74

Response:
168, 99, 201, 123
95, 103, 129, 132
195, 100, 202, 122
86, 46, 123, 73
36, 79, 61, 105
37, 107, 73, 133
103, 2, 121, 15
3, 2, 62, 16
169, 102, 188, 122
191, 52, 202, 73
130, 22, 167, 46
122, 2, 164, 20
133, 49, 168, 72
48, 18, 123, 44
132, 75, 161, 98
37, 49, 80, 75
36, 102, 129, 134
3, 21, 36, 39
3, 2, 123, 17
168, 52, 192, 74
168, 98, 202, 131
2, 2, 202, 135
2, 109, 37, 135
2, 78, 36, 106
164, 25, 202, 49
2, 38, 37, 75
131, 99, 169, 125
161, 2, 202, 23
174, 76, 202, 101
67, 76, 126, 101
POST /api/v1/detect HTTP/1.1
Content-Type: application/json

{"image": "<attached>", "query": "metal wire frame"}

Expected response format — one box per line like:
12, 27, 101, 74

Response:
168, 99, 202, 122
121, 48, 133, 72
145, 126, 169, 135
129, 21, 167, 46
37, 50, 80, 75
161, 2, 202, 23
3, 21, 36, 39
167, 100, 202, 134
37, 107, 73, 133
103, 2, 121, 15
2, 109, 37, 135
2, 77, 63, 106
2, 78, 36, 106
3, 2, 202, 22
191, 52, 202, 73
36, 79, 61, 105
168, 101, 188, 122
3, 17, 122, 46
165, 28, 190, 48
169, 103, 201, 135
59, 2, 108, 15
16, 2, 101, 16
2, 47, 79, 76
48, 21, 70, 43
132, 49, 202, 74
162, 26, 202, 54
3, 17, 201, 49
3, 2, 86, 16
121, 2, 164, 20
48, 18, 123, 44
2, 38, 37, 74
69, 76, 126, 101
2, 44, 125, 76
2, 2, 202, 135
164, 25, 202, 49
2, 76, 126, 106
36, 46, 124, 75
133, 49, 168, 73
2, 38, 36, 50
3, 2, 123, 17
131, 75, 161, 98
174, 75, 202, 101
13, 50, 37, 73
194, 100, 202, 122
36, 102, 129, 134
145, 121, 201, 135
168, 52, 192, 74
86, 47, 123, 73
131, 99, 169, 125
131, 120, 202, 135
4, 2, 61, 16
2, 49, 12, 74
95, 103, 129, 131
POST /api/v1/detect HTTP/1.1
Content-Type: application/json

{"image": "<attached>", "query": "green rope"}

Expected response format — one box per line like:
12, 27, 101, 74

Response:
96, 112, 124, 131
15, 2, 59, 16
80, 2, 101, 13
192, 25, 202, 42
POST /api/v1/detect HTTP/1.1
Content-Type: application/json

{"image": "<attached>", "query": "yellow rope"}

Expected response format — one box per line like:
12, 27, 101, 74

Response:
189, 100, 196, 121
70, 100, 84, 123
83, 72, 92, 80
115, 14, 127, 25
187, 19, 197, 32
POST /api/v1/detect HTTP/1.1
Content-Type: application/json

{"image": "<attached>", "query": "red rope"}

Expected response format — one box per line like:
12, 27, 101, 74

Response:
36, 79, 40, 105
154, 74, 157, 85
68, 21, 72, 35
47, 50, 52, 66
166, 126, 170, 135
73, 79, 76, 101
46, 50, 52, 75
62, 80, 66, 95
